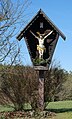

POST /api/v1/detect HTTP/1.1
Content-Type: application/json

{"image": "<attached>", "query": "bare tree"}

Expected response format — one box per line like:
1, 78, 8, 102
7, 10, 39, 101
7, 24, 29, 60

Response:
0, 0, 31, 64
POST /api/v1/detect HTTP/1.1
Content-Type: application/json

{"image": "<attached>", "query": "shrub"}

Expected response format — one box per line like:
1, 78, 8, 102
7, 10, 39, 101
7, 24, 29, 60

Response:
1, 66, 38, 111
44, 66, 67, 106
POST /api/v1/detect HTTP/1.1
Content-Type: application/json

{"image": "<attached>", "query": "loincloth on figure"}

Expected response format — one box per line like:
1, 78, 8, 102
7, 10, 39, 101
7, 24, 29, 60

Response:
37, 45, 46, 52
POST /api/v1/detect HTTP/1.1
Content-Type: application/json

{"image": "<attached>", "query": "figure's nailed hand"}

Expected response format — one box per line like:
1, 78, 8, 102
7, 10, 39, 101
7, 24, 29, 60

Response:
36, 32, 40, 36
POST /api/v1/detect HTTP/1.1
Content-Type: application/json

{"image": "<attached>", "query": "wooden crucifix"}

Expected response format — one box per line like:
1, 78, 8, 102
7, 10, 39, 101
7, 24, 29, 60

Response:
17, 9, 66, 111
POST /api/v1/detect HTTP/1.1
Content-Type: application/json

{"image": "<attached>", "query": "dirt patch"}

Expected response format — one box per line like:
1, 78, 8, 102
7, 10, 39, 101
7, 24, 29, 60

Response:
0, 110, 56, 119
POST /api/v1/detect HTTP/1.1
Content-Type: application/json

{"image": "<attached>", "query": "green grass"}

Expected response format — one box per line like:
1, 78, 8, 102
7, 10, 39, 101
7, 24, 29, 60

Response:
47, 100, 72, 110
47, 101, 72, 119
51, 112, 72, 119
0, 103, 32, 112
0, 105, 14, 112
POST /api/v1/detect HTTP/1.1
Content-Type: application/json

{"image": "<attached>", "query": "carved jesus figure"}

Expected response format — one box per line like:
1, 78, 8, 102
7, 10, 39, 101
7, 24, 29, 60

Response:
30, 30, 53, 59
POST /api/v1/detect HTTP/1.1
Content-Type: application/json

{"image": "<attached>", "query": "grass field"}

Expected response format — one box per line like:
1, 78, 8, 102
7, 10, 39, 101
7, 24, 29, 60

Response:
47, 101, 72, 119
47, 100, 72, 111
0, 101, 72, 119
48, 112, 72, 119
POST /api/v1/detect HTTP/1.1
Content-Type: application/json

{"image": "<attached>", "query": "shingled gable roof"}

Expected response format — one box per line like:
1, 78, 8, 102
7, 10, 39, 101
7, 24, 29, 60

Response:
17, 9, 66, 41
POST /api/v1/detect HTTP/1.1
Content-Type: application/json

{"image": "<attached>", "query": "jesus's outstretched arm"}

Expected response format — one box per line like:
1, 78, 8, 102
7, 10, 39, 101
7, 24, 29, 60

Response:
43, 30, 53, 40
30, 30, 39, 40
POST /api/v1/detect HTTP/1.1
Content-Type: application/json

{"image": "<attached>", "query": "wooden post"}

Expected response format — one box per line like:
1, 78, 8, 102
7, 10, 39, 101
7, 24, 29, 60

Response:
38, 70, 44, 111
34, 66, 48, 111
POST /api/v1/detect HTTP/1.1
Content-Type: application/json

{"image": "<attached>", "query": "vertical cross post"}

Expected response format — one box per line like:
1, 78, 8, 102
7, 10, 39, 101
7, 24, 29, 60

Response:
34, 66, 48, 111
38, 70, 44, 111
